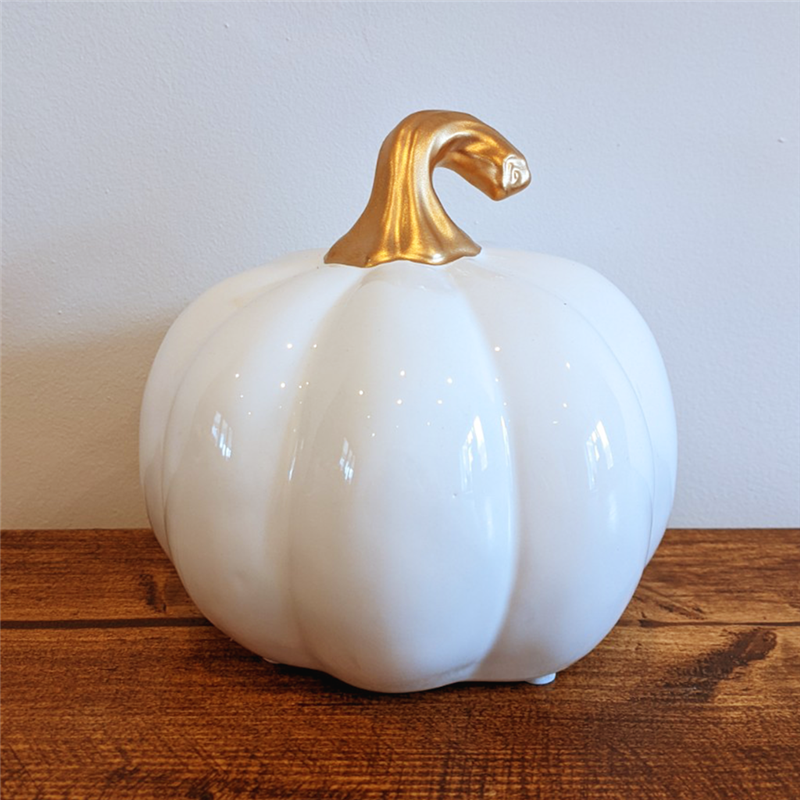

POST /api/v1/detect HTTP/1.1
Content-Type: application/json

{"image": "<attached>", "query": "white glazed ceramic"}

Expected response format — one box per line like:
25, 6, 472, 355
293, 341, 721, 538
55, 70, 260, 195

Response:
140, 246, 677, 693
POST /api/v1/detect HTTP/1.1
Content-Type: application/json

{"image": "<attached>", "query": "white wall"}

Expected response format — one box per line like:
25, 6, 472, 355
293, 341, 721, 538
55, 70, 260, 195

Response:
3, 2, 798, 529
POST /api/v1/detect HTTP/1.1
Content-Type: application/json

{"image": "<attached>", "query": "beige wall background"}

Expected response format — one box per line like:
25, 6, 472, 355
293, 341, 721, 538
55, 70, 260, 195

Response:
3, 2, 799, 529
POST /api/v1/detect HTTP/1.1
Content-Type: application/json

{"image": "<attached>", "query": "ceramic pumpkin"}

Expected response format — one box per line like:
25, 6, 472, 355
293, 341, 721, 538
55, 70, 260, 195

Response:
140, 111, 677, 693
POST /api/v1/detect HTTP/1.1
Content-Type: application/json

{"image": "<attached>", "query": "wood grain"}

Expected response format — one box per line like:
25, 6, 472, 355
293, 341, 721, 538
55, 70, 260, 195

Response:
2, 529, 799, 800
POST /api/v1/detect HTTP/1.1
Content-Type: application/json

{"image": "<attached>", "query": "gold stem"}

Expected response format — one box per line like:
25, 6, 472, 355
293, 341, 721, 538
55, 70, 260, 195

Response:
324, 110, 531, 268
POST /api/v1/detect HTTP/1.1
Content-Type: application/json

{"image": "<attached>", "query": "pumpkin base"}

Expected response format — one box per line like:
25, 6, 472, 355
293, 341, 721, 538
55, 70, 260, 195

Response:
527, 673, 557, 686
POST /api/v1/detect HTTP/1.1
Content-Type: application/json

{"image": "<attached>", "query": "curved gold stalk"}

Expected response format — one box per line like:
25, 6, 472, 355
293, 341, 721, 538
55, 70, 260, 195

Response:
324, 110, 531, 268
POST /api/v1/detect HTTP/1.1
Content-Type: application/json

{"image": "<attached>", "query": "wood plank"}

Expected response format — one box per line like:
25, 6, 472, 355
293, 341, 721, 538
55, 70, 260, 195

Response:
627, 529, 800, 626
2, 529, 799, 799
1, 529, 201, 622
2, 624, 798, 799
2, 529, 799, 625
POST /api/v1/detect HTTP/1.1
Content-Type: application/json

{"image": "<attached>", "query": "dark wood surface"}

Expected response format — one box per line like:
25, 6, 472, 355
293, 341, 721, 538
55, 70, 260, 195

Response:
2, 529, 799, 799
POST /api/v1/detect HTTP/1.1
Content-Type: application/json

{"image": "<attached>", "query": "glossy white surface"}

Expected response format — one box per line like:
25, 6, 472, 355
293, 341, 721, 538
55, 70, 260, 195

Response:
140, 248, 677, 693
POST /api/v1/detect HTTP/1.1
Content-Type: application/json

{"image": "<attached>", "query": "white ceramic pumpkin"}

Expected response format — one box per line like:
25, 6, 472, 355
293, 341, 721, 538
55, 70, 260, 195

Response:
140, 111, 677, 693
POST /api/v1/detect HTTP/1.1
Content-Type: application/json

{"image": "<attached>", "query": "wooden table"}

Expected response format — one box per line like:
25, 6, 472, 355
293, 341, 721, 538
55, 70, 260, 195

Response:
2, 529, 798, 799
